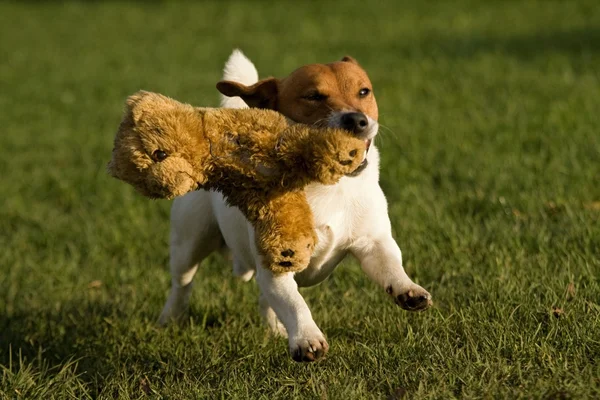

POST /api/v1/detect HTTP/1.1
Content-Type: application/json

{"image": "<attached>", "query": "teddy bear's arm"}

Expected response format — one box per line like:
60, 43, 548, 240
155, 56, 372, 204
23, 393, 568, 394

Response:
201, 111, 367, 190
275, 126, 367, 186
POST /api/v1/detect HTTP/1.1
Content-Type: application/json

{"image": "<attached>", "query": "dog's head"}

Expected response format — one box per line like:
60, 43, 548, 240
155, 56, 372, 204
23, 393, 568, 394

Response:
217, 56, 378, 175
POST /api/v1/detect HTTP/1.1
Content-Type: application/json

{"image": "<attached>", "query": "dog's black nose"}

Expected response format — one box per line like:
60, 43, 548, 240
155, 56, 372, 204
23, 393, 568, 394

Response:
340, 112, 368, 135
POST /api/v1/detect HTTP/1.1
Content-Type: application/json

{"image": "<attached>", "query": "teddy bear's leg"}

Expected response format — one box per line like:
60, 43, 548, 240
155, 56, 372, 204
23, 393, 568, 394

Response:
253, 192, 317, 274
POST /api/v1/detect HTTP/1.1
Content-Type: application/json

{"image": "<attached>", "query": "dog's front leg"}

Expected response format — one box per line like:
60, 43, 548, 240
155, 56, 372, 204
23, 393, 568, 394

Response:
351, 234, 432, 311
256, 267, 329, 362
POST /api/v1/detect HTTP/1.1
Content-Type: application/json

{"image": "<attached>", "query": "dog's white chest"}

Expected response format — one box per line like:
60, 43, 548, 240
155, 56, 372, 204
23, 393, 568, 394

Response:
306, 182, 355, 245
294, 171, 376, 286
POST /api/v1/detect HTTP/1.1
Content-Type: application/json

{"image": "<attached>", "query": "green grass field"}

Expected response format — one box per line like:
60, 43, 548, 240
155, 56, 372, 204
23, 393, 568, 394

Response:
1, 1, 599, 398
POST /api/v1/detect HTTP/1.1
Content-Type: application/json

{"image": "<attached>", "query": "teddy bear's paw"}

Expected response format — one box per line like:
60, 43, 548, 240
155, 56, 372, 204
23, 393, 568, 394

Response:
338, 147, 364, 170
277, 248, 297, 268
321, 141, 365, 183
269, 244, 313, 274
263, 230, 315, 274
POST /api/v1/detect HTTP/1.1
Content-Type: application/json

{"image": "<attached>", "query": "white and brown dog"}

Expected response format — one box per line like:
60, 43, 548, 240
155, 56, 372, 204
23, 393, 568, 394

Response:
158, 50, 432, 362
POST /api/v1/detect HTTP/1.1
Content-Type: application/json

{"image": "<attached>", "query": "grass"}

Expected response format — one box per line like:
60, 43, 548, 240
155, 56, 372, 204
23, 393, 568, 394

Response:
1, 0, 599, 398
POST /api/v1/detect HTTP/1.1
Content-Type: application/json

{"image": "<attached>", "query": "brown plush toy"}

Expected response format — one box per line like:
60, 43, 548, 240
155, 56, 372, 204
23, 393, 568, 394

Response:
107, 91, 365, 273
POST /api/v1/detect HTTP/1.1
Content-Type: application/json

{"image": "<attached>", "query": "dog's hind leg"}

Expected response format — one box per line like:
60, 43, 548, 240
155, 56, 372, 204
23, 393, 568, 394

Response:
259, 291, 288, 337
158, 191, 223, 325
233, 257, 254, 282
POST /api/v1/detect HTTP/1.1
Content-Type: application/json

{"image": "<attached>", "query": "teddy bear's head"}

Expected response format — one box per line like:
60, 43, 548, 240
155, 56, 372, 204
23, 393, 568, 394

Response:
107, 91, 210, 199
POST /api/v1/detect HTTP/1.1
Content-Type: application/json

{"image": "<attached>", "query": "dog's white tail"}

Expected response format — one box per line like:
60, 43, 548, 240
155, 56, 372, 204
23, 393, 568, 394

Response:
219, 49, 258, 109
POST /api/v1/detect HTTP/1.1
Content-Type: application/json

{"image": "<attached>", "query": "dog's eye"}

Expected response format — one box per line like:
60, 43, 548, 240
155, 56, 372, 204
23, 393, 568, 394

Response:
152, 150, 168, 162
359, 88, 371, 97
303, 92, 327, 102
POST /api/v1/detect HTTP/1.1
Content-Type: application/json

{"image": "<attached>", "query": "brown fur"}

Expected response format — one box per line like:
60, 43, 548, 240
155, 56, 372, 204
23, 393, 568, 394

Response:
107, 91, 365, 273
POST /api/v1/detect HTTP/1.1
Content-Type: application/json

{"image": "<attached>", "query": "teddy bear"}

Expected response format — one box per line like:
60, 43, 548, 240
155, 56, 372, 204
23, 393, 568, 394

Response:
107, 91, 366, 274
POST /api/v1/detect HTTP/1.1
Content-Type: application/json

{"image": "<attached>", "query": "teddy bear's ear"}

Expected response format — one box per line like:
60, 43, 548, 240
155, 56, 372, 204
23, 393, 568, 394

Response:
216, 78, 279, 110
126, 90, 152, 109
341, 56, 359, 65
124, 91, 156, 123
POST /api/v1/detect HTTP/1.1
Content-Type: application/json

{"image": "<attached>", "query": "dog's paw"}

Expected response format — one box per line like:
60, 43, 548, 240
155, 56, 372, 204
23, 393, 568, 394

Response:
157, 286, 193, 326
269, 318, 289, 338
157, 308, 187, 326
289, 334, 329, 362
387, 284, 433, 311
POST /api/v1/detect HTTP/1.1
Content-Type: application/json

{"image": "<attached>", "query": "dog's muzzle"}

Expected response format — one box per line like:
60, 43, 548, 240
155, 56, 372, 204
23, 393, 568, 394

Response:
329, 111, 377, 177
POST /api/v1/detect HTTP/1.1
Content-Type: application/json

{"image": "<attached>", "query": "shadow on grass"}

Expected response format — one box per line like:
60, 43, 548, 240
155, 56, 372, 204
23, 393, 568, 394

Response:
0, 298, 228, 393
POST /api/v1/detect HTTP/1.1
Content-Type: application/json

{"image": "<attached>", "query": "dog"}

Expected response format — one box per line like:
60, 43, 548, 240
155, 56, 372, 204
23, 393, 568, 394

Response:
158, 50, 432, 362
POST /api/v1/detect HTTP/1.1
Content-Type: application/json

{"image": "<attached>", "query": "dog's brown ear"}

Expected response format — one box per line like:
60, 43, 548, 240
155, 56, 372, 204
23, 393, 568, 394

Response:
341, 56, 359, 65
216, 78, 279, 110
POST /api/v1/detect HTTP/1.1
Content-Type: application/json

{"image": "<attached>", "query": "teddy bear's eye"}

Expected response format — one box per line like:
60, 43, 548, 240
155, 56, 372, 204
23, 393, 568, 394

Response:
152, 150, 168, 162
